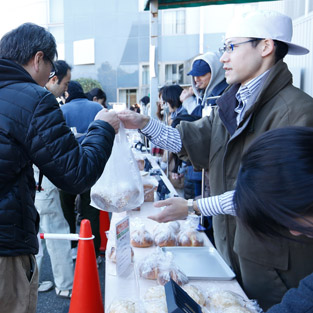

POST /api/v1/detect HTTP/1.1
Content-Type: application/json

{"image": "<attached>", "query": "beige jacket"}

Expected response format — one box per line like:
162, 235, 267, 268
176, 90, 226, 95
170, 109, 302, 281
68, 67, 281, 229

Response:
176, 60, 313, 273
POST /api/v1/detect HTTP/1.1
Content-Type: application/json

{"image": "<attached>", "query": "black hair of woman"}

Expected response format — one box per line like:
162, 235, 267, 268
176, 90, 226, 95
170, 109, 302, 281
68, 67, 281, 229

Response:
161, 84, 183, 110
234, 126, 313, 238
86, 87, 107, 108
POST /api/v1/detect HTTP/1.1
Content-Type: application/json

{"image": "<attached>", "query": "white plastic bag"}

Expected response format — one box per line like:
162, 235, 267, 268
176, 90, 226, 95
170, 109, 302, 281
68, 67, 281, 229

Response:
91, 123, 144, 212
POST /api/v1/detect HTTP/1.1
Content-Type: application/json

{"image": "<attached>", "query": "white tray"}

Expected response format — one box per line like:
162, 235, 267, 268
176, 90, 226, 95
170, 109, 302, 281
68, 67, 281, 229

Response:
162, 246, 235, 280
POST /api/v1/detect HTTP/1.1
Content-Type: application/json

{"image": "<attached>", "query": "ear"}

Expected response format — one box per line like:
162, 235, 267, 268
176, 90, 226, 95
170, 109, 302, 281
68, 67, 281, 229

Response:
93, 96, 98, 102
33, 51, 45, 72
50, 75, 58, 84
261, 39, 275, 57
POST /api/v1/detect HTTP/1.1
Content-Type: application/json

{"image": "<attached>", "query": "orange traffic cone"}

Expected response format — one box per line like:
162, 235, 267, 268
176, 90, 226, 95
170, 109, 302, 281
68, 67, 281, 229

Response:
69, 219, 104, 313
99, 211, 110, 255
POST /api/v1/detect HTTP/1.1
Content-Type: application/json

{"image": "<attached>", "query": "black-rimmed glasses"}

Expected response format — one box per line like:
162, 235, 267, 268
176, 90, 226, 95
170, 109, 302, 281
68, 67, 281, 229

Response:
219, 39, 261, 54
45, 56, 56, 78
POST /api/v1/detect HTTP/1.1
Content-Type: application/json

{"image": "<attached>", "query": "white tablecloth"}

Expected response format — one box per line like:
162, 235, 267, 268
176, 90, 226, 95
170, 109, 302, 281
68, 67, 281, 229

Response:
104, 202, 247, 311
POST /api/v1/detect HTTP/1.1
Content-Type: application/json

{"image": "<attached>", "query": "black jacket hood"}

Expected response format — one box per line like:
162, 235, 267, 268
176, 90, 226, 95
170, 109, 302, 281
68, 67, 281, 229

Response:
0, 59, 36, 88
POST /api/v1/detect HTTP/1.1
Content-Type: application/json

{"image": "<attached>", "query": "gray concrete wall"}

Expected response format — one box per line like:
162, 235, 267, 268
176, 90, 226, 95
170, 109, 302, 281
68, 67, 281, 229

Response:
63, 1, 225, 102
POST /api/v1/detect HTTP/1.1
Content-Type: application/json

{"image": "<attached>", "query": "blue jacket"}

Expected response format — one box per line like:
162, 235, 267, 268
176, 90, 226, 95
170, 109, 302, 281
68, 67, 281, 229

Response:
267, 272, 313, 313
61, 98, 103, 142
0, 59, 115, 256
191, 79, 228, 118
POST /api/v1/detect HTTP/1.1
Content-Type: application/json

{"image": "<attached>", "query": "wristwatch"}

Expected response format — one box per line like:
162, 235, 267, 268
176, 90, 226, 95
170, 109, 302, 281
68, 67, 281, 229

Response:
187, 199, 194, 214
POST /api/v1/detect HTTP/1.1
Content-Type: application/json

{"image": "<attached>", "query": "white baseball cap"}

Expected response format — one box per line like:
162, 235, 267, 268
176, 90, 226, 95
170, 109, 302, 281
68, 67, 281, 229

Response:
225, 10, 309, 55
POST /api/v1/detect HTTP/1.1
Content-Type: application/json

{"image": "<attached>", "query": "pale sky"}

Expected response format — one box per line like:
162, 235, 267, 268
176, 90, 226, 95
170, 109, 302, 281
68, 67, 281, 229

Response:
0, 0, 48, 38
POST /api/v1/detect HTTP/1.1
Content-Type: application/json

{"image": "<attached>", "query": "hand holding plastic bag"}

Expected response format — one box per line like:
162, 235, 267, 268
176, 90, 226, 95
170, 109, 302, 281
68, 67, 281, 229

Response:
91, 123, 144, 212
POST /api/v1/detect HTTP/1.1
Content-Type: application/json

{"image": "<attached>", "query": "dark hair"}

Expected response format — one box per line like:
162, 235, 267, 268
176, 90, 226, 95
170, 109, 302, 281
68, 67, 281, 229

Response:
250, 37, 288, 63
158, 86, 165, 98
140, 96, 150, 106
273, 40, 288, 63
0, 23, 57, 65
54, 60, 71, 84
234, 127, 313, 238
86, 88, 106, 102
65, 81, 87, 102
161, 84, 183, 110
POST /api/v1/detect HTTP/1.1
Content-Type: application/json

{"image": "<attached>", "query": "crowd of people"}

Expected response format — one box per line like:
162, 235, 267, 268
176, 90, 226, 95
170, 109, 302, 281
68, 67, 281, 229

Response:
119, 9, 313, 313
1, 8, 313, 313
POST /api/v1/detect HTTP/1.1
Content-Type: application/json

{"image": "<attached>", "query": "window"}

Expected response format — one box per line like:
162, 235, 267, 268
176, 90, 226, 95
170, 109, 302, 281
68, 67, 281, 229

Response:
162, 10, 185, 35
118, 89, 137, 108
142, 65, 150, 86
165, 64, 184, 84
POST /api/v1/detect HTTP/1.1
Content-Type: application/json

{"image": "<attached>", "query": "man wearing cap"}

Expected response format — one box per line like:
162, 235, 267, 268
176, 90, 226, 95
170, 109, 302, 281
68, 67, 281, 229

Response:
181, 51, 228, 117
119, 10, 313, 309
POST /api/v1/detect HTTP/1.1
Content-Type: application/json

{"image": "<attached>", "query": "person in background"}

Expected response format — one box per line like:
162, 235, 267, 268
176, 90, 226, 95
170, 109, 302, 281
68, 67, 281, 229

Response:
34, 60, 74, 298
46, 60, 71, 106
119, 10, 313, 310
162, 85, 188, 122
86, 87, 107, 108
180, 51, 228, 117
130, 103, 140, 113
234, 127, 313, 313
161, 85, 195, 199
140, 95, 150, 116
59, 81, 103, 265
180, 51, 228, 239
0, 23, 118, 313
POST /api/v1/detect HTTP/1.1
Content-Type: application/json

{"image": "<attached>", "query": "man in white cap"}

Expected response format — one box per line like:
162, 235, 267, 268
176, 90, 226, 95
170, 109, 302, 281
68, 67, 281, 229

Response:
118, 10, 313, 310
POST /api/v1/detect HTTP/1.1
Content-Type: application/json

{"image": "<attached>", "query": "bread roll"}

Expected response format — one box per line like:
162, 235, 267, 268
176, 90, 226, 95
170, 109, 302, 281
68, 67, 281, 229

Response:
207, 290, 256, 312
130, 229, 153, 248
157, 268, 189, 286
138, 263, 159, 280
177, 229, 204, 247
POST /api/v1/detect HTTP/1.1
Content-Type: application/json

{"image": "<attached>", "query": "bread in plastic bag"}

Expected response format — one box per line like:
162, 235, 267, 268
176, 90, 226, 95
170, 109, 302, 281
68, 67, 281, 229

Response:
137, 247, 189, 286
152, 221, 180, 247
91, 123, 144, 212
130, 218, 153, 248
177, 218, 204, 247
206, 289, 262, 313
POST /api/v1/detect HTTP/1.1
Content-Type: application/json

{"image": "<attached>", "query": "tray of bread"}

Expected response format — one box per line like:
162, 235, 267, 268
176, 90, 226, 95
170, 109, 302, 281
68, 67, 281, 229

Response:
162, 246, 235, 280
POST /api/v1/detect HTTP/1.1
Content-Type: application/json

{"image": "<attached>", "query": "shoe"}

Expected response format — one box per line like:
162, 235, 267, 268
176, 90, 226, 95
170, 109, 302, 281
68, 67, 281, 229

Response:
71, 247, 78, 260
96, 255, 102, 268
38, 281, 54, 292
55, 287, 72, 299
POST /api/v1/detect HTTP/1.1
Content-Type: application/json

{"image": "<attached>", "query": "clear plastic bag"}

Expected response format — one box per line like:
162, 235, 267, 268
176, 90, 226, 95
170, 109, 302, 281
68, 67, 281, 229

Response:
91, 123, 144, 212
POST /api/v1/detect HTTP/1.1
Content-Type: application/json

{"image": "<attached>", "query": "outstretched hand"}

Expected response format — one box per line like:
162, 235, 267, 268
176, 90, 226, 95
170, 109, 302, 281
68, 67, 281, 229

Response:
94, 109, 120, 134
148, 197, 188, 223
118, 109, 150, 129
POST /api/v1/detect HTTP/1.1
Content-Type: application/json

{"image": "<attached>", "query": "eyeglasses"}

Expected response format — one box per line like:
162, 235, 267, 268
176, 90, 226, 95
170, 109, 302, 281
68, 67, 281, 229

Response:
219, 39, 261, 54
45, 56, 56, 78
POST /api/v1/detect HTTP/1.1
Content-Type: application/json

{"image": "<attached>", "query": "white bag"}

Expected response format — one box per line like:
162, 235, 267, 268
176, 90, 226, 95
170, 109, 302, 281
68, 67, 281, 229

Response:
91, 123, 144, 212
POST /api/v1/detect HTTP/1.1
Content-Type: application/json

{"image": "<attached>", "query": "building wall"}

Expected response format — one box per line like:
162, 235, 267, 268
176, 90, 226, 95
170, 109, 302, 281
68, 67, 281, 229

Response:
63, 0, 149, 104
62, 0, 313, 105
285, 12, 313, 96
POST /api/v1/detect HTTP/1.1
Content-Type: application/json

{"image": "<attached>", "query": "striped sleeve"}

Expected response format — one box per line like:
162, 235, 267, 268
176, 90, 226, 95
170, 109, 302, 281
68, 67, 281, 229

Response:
141, 118, 182, 153
197, 190, 236, 216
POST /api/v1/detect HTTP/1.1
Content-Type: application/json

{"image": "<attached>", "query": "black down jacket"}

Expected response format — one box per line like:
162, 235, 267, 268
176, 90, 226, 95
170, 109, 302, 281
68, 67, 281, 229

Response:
0, 59, 115, 256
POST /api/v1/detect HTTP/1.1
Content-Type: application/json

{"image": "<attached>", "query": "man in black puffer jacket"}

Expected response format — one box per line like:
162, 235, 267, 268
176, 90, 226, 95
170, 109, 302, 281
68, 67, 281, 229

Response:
0, 23, 119, 313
